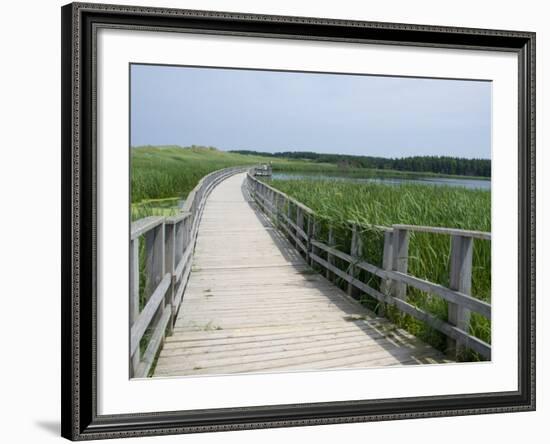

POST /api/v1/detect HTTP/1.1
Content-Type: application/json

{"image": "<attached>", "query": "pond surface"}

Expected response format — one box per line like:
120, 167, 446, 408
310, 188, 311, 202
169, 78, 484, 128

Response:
271, 173, 491, 190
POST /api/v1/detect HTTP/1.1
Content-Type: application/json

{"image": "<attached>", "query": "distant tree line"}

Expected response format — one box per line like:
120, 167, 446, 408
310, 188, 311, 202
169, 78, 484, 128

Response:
230, 150, 491, 177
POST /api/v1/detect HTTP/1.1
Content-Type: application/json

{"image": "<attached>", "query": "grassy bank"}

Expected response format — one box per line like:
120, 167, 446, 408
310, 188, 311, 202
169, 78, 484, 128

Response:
132, 146, 269, 220
267, 178, 491, 359
131, 145, 488, 205
132, 146, 262, 202
131, 145, 336, 219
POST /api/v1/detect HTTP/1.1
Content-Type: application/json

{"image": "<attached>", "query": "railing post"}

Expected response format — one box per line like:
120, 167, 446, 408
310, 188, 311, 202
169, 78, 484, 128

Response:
173, 217, 186, 325
182, 215, 190, 259
448, 234, 473, 359
145, 223, 165, 295
175, 218, 185, 265
347, 224, 362, 297
145, 223, 166, 329
129, 237, 140, 377
274, 193, 280, 222
287, 201, 294, 246
391, 228, 409, 300
296, 207, 303, 238
326, 226, 335, 282
306, 214, 316, 266
379, 229, 394, 315
164, 221, 176, 334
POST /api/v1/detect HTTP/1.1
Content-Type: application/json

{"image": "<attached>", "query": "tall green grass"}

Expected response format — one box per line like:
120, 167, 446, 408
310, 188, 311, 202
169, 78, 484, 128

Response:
132, 145, 262, 202
268, 179, 491, 360
131, 145, 337, 220
131, 145, 483, 206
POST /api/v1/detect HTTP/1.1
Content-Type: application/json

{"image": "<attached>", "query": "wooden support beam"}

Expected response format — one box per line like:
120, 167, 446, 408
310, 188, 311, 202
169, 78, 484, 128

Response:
129, 238, 140, 377
164, 223, 176, 335
296, 208, 304, 249
447, 234, 474, 360
145, 224, 165, 299
287, 201, 294, 247
379, 230, 394, 316
326, 226, 335, 282
347, 225, 362, 298
130, 274, 171, 357
145, 223, 166, 333
391, 228, 409, 300
174, 219, 185, 266
306, 215, 317, 267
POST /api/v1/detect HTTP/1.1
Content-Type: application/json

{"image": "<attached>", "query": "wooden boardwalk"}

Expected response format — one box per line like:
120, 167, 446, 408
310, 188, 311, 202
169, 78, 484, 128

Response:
153, 173, 448, 377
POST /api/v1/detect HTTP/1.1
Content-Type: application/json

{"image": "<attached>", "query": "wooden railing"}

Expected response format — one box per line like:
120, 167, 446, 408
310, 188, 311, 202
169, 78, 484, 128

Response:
247, 171, 492, 360
129, 166, 246, 377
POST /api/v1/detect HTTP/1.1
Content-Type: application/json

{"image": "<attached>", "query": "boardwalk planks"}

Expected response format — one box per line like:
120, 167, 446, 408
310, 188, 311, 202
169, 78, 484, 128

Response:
153, 173, 449, 377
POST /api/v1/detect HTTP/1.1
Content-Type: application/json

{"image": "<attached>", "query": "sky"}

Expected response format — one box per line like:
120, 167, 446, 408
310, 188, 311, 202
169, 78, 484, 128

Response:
130, 64, 491, 159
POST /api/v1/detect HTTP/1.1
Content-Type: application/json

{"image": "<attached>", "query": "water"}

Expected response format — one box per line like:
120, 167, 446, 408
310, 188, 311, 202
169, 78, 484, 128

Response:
271, 173, 491, 190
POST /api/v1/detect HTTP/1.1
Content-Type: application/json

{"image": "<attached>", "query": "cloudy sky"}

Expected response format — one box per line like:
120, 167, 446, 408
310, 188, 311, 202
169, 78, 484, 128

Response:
130, 64, 491, 159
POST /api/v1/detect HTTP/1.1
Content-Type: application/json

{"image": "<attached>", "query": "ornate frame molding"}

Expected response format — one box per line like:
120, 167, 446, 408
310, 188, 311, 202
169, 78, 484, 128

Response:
61, 3, 535, 440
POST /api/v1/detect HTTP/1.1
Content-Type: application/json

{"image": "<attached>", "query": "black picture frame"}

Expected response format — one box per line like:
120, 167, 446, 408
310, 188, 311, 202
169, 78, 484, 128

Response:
61, 2, 536, 440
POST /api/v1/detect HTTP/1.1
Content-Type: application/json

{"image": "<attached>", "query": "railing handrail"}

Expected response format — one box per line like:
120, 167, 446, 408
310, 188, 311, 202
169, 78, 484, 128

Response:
129, 165, 247, 378
247, 171, 492, 360
392, 224, 491, 240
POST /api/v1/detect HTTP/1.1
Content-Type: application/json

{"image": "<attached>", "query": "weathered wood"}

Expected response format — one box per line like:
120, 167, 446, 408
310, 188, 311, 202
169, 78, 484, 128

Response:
165, 211, 191, 224
296, 207, 304, 241
311, 238, 489, 318
278, 217, 308, 253
129, 238, 140, 376
388, 270, 490, 319
144, 224, 165, 299
131, 216, 164, 240
286, 200, 294, 247
308, 251, 490, 359
146, 169, 492, 375
135, 308, 172, 378
173, 217, 186, 266
129, 167, 246, 376
280, 213, 308, 240
379, 230, 394, 316
392, 295, 490, 359
130, 273, 171, 357
310, 252, 388, 304
348, 225, 360, 297
393, 224, 491, 241
152, 174, 448, 376
174, 245, 192, 282
166, 324, 391, 348
307, 215, 316, 267
326, 226, 335, 281
130, 168, 243, 376
312, 239, 385, 278
156, 339, 437, 373
391, 228, 409, 300
447, 235, 474, 358
164, 222, 176, 334
313, 239, 353, 263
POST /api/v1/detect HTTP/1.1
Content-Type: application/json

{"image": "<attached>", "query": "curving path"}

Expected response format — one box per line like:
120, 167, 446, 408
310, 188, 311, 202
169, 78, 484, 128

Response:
153, 173, 448, 377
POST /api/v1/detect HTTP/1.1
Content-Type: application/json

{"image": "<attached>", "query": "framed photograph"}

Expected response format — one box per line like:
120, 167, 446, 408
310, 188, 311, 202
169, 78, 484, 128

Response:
61, 2, 536, 440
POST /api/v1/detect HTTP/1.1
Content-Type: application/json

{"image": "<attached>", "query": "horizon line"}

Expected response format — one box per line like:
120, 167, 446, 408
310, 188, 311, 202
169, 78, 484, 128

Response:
130, 144, 491, 161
